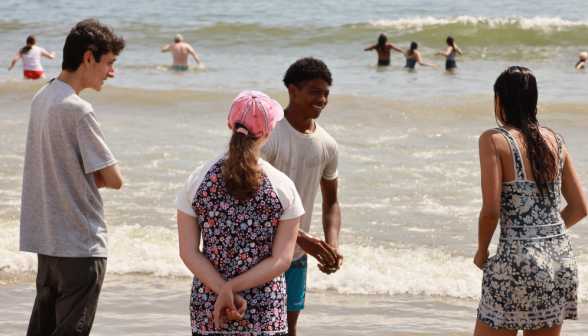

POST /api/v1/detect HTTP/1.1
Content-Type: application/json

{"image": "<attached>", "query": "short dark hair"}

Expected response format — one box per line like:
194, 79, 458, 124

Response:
283, 57, 333, 90
62, 19, 125, 72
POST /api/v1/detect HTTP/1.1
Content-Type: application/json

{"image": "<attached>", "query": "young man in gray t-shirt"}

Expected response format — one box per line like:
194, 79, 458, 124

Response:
20, 19, 125, 336
261, 57, 343, 336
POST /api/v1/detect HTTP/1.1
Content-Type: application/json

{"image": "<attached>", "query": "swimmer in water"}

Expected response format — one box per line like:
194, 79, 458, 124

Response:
364, 33, 407, 66
576, 52, 586, 69
405, 42, 437, 70
161, 34, 203, 71
435, 36, 462, 70
8, 35, 56, 80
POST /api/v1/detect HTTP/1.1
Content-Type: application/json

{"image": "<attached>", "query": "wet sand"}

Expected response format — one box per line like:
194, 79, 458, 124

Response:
1, 274, 586, 335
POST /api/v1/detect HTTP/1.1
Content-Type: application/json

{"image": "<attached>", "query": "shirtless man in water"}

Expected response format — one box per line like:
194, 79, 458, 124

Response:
161, 34, 203, 71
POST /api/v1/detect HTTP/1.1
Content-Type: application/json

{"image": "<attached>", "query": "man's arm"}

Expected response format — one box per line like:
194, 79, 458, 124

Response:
94, 164, 123, 189
295, 178, 342, 275
320, 178, 342, 269
188, 45, 203, 66
161, 45, 172, 52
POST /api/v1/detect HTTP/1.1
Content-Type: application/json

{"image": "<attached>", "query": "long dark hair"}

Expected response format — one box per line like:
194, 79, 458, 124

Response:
408, 41, 417, 56
224, 123, 262, 201
494, 66, 558, 196
446, 36, 456, 52
378, 34, 387, 55
20, 35, 36, 55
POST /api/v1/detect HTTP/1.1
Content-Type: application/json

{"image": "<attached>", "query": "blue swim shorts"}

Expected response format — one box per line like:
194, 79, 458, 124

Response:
284, 254, 307, 312
172, 65, 189, 71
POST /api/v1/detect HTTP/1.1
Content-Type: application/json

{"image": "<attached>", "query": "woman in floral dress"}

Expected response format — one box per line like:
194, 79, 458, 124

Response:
474, 66, 588, 335
175, 91, 305, 335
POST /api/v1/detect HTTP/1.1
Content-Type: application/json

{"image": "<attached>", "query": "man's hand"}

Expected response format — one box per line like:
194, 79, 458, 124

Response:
473, 249, 490, 270
297, 231, 338, 274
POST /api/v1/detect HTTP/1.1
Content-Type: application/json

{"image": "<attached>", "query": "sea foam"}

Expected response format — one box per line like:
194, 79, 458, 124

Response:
369, 16, 588, 32
2, 223, 587, 301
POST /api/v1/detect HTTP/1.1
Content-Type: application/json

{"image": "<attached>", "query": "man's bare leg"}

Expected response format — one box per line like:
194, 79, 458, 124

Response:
287, 310, 301, 336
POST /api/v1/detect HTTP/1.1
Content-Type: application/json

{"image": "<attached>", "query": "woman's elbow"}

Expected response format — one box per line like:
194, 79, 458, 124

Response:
480, 208, 500, 221
276, 257, 292, 274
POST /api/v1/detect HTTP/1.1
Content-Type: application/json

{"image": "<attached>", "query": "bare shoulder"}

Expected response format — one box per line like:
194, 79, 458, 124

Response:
479, 129, 509, 154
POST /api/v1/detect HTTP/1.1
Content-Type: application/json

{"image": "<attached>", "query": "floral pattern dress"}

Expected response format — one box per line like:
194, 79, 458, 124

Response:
190, 159, 288, 335
477, 128, 578, 330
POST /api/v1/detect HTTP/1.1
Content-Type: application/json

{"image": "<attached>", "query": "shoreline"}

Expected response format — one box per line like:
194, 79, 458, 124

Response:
1, 274, 586, 335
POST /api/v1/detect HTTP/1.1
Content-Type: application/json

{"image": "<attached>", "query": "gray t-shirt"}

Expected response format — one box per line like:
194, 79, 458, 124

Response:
20, 79, 116, 258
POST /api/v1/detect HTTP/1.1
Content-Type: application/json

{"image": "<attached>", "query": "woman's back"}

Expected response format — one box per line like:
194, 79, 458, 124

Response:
493, 126, 561, 183
21, 45, 46, 71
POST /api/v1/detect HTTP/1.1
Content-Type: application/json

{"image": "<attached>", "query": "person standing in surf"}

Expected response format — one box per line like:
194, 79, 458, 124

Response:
576, 52, 586, 69
435, 36, 462, 70
20, 19, 125, 335
364, 33, 407, 66
474, 66, 587, 335
261, 57, 343, 336
175, 91, 304, 335
404, 42, 437, 70
161, 34, 204, 71
8, 35, 56, 80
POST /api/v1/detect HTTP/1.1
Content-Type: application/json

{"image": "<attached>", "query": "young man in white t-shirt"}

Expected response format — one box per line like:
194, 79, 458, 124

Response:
261, 57, 343, 336
20, 19, 125, 336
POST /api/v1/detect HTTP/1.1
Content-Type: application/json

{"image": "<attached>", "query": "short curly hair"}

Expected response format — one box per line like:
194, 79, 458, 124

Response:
283, 57, 333, 90
62, 19, 125, 72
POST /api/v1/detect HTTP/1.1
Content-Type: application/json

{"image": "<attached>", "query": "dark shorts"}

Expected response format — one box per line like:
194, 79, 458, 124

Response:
446, 60, 457, 69
27, 254, 107, 336
378, 59, 391, 66
284, 254, 307, 311
172, 65, 189, 71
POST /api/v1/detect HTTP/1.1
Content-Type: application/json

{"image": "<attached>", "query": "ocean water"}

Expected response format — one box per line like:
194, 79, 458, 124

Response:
1, 0, 588, 334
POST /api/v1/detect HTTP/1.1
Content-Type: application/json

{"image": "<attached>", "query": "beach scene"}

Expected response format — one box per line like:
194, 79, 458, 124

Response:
1, 0, 588, 335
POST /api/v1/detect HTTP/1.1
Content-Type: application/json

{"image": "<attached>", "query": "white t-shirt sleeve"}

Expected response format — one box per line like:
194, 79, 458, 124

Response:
322, 142, 339, 180
261, 161, 305, 221
173, 156, 221, 217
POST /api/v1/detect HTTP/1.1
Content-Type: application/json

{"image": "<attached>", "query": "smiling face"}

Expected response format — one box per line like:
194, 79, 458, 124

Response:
84, 51, 117, 92
289, 77, 330, 119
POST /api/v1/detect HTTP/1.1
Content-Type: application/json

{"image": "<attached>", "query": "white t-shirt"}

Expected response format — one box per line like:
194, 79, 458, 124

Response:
174, 155, 305, 222
261, 119, 339, 261
21, 45, 47, 71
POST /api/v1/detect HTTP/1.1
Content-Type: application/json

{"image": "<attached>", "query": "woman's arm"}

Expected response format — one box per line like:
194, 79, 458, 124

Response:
473, 131, 502, 270
416, 51, 437, 68
560, 145, 588, 228
389, 43, 407, 57
42, 50, 56, 59
435, 46, 453, 57
214, 217, 300, 328
454, 44, 463, 55
8, 53, 21, 70
364, 44, 376, 51
178, 210, 228, 293
577, 61, 586, 69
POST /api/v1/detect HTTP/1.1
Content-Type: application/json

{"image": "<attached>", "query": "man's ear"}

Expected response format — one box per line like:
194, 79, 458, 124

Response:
82, 50, 94, 69
288, 84, 299, 99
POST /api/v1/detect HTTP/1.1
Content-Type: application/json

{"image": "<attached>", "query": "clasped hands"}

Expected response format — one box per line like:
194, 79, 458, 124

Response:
213, 282, 247, 330
297, 232, 343, 275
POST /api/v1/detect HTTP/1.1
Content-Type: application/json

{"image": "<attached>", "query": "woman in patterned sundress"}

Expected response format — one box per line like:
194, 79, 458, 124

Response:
174, 91, 305, 336
473, 67, 588, 335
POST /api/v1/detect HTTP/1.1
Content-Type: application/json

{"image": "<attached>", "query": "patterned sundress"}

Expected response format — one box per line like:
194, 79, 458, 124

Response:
190, 159, 288, 335
477, 127, 578, 330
